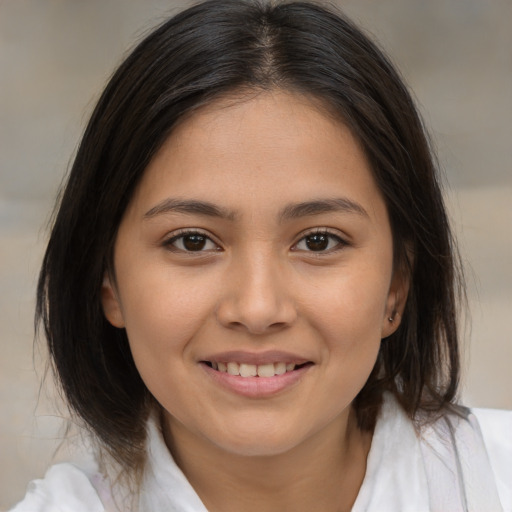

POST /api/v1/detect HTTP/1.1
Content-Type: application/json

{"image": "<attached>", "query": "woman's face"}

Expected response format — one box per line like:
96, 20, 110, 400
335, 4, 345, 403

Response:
102, 91, 405, 457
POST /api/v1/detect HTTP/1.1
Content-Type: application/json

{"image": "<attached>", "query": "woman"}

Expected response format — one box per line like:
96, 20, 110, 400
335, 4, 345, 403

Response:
11, 1, 511, 510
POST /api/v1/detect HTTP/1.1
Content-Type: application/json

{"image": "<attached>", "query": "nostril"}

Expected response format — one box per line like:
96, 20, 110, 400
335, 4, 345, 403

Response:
215, 289, 298, 334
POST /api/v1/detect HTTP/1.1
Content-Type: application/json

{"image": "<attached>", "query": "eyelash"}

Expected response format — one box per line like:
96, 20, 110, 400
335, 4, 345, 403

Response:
163, 229, 221, 253
162, 228, 348, 254
292, 229, 348, 254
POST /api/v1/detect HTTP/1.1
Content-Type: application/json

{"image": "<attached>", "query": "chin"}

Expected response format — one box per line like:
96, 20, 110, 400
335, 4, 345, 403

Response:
208, 422, 309, 458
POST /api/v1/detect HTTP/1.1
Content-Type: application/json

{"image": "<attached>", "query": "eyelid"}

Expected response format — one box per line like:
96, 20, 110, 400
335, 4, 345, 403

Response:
291, 228, 349, 252
162, 228, 223, 252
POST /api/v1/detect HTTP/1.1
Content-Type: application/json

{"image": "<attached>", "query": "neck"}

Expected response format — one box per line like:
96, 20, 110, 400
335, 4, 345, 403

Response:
163, 408, 372, 512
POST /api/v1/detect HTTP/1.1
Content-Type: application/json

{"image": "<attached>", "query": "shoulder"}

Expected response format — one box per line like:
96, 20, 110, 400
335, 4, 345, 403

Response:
9, 462, 110, 512
423, 404, 512, 511
472, 406, 512, 510
472, 406, 512, 456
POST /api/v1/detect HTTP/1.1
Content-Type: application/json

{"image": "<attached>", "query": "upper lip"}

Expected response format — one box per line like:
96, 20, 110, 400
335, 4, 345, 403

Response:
200, 350, 312, 366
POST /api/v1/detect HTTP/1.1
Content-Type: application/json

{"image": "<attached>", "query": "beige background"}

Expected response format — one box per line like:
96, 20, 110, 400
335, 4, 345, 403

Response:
1, 0, 511, 508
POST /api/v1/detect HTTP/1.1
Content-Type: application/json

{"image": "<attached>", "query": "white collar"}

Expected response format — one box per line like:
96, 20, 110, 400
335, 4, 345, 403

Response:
352, 393, 430, 511
139, 415, 209, 511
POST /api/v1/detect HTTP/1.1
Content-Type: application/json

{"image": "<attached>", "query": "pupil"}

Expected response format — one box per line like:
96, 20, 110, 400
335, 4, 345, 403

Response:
306, 234, 328, 251
184, 235, 206, 251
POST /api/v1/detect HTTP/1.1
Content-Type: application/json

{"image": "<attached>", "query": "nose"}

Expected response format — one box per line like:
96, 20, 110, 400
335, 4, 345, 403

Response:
215, 250, 298, 335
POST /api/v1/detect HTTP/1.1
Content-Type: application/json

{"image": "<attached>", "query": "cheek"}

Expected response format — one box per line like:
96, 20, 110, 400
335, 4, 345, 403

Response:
304, 264, 391, 340
116, 265, 217, 368
117, 274, 215, 418
300, 259, 391, 389
315, 278, 387, 389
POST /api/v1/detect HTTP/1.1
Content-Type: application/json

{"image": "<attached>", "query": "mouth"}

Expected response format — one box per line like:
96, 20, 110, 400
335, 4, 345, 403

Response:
199, 355, 314, 397
200, 360, 313, 378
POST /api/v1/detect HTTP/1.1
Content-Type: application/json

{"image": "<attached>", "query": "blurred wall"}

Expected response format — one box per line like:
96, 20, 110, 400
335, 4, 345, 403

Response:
1, 0, 511, 508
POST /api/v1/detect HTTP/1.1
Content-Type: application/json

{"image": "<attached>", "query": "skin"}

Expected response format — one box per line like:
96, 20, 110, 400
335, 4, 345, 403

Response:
102, 91, 407, 512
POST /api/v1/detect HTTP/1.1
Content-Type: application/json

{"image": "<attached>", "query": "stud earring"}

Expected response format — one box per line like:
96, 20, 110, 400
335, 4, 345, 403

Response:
388, 311, 399, 323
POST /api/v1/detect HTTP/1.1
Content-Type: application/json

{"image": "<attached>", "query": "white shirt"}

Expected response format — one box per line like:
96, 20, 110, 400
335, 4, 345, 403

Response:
10, 395, 512, 511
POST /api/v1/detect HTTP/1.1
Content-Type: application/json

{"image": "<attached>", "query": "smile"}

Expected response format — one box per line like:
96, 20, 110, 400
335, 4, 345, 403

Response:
203, 361, 308, 377
200, 358, 313, 398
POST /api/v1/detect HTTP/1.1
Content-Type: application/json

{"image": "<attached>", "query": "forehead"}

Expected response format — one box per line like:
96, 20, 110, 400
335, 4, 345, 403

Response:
127, 90, 386, 222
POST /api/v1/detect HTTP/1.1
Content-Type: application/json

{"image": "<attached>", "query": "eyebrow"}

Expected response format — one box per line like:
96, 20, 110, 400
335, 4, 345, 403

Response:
143, 197, 368, 221
278, 198, 368, 221
144, 198, 238, 221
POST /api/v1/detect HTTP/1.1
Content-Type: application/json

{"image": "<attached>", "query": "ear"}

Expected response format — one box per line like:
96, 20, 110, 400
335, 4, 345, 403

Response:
381, 266, 410, 339
101, 274, 125, 328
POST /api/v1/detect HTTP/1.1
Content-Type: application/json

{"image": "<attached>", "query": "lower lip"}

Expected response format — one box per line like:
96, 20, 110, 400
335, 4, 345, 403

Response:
201, 363, 312, 398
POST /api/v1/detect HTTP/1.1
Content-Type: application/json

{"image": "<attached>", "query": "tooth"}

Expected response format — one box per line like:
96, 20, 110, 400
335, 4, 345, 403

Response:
286, 363, 296, 372
227, 362, 240, 375
240, 363, 257, 377
211, 362, 218, 370
275, 362, 286, 375
218, 362, 227, 372
257, 363, 275, 377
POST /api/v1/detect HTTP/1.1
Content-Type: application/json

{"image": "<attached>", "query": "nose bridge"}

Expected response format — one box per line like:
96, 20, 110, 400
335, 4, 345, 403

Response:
216, 243, 296, 333
242, 246, 282, 306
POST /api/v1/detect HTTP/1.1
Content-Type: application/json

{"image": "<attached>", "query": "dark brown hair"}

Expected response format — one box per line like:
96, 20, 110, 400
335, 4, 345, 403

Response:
37, 0, 463, 474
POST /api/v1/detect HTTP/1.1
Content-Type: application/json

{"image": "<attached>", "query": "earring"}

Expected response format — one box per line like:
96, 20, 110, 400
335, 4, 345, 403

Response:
388, 311, 399, 323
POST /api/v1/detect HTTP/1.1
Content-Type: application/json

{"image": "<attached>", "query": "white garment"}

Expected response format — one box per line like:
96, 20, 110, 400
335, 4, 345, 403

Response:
10, 395, 512, 511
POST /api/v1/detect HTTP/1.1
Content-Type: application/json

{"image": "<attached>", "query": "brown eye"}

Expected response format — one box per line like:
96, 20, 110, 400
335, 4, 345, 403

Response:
183, 234, 207, 251
293, 231, 346, 253
305, 234, 329, 251
166, 231, 218, 252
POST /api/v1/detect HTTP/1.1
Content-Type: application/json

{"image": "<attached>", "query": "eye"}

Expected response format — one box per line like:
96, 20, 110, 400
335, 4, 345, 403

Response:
164, 231, 220, 252
293, 231, 346, 252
